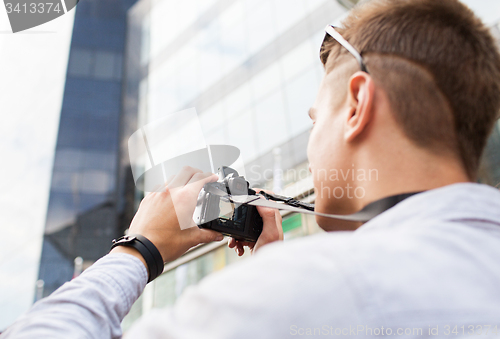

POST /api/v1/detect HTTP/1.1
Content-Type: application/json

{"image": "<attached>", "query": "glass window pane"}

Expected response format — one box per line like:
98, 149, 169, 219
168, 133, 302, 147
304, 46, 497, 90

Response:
149, 55, 177, 91
82, 151, 116, 172
149, 1, 179, 59
45, 192, 77, 233
53, 149, 82, 170
225, 83, 252, 119
68, 49, 93, 77
273, 0, 306, 35
113, 54, 123, 80
197, 22, 223, 91
81, 170, 113, 194
78, 193, 108, 213
251, 62, 281, 102
200, 101, 226, 136
51, 170, 77, 193
221, 22, 248, 75
304, 0, 331, 14
197, 0, 217, 14
175, 0, 199, 32
246, 1, 276, 55
281, 40, 316, 82
205, 127, 227, 146
219, 1, 244, 29
57, 114, 88, 148
93, 51, 116, 80
227, 108, 257, 162
178, 61, 199, 104
176, 43, 198, 66
254, 89, 288, 154
140, 13, 151, 66
149, 76, 174, 117
285, 67, 320, 136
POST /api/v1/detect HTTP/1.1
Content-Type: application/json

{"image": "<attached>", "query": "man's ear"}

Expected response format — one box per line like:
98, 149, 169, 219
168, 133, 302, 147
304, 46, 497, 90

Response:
344, 72, 375, 142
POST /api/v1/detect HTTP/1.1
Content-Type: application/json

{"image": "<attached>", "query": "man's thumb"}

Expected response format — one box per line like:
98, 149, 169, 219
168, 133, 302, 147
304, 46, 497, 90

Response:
197, 229, 224, 244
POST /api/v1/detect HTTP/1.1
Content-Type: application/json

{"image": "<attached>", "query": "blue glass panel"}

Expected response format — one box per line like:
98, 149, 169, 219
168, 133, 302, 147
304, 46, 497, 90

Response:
45, 191, 77, 233
72, 17, 126, 51
62, 78, 121, 117
84, 117, 119, 151
37, 238, 74, 297
56, 113, 88, 148
78, 193, 108, 213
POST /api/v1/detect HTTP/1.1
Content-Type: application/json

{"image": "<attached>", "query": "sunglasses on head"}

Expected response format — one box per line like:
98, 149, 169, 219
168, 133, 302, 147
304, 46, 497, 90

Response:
321, 25, 369, 73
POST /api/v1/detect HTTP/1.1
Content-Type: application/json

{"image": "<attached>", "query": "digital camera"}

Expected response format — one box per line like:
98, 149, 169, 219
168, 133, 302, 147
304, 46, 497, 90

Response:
194, 166, 263, 242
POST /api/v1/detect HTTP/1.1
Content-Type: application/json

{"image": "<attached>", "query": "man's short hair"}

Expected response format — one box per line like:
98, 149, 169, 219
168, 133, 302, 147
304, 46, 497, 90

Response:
321, 0, 500, 179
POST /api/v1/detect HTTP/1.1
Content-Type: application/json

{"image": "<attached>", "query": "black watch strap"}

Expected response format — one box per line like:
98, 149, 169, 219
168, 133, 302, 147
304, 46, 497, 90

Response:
110, 234, 164, 283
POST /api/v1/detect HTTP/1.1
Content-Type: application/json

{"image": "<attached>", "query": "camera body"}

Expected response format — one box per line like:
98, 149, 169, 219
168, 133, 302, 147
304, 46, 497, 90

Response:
194, 166, 263, 242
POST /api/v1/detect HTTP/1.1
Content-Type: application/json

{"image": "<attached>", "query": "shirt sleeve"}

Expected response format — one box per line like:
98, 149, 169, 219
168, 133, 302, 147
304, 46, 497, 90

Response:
124, 236, 361, 339
1, 253, 148, 339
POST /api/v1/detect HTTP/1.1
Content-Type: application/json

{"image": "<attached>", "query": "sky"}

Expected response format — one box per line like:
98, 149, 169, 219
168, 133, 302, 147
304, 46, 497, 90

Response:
0, 7, 75, 330
0, 0, 499, 332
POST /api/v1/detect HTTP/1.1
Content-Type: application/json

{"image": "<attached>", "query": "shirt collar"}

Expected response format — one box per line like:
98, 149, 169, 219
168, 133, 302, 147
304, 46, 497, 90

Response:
356, 183, 500, 232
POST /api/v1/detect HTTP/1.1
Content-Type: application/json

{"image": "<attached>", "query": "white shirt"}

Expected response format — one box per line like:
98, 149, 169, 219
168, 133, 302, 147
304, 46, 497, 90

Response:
3, 183, 500, 338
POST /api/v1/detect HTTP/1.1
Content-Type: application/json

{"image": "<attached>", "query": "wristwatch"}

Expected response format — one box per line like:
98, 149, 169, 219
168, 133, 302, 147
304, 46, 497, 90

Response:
110, 234, 164, 283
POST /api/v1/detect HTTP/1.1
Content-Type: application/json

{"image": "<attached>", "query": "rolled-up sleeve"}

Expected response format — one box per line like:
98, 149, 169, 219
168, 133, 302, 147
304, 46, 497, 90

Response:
1, 253, 147, 339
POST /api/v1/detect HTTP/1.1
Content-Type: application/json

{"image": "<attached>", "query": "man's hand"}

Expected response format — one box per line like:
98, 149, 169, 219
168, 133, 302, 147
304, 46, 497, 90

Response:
228, 190, 283, 256
112, 166, 224, 264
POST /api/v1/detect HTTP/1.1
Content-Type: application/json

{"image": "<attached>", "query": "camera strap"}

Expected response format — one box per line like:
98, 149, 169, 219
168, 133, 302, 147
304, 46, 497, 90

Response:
232, 191, 421, 222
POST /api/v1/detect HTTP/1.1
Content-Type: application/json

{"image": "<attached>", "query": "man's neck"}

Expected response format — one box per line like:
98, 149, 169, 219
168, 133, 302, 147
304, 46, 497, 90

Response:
318, 149, 470, 232
354, 150, 471, 212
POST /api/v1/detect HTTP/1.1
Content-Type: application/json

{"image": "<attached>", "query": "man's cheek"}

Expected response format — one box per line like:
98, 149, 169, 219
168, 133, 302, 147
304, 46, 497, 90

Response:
308, 133, 328, 170
307, 126, 323, 156
306, 130, 317, 164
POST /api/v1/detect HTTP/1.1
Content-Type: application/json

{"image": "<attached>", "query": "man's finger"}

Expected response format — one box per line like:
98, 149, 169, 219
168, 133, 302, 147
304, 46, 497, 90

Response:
195, 228, 224, 244
154, 182, 167, 193
168, 166, 203, 189
256, 205, 277, 221
236, 242, 244, 256
186, 172, 219, 193
237, 240, 255, 248
276, 210, 284, 240
165, 174, 176, 186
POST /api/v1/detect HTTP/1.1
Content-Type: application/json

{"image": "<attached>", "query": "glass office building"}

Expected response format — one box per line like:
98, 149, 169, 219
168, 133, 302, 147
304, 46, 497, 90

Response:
36, 0, 138, 298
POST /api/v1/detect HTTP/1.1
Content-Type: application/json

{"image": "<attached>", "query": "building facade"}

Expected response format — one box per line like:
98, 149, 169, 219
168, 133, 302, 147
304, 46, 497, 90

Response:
37, 0, 138, 298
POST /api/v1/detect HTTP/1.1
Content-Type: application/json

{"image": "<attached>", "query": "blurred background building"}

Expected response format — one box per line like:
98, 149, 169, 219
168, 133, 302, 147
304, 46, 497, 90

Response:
30, 0, 500, 332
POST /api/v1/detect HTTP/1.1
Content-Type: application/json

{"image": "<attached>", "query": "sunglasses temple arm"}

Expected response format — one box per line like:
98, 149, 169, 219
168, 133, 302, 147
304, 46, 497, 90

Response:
324, 25, 368, 73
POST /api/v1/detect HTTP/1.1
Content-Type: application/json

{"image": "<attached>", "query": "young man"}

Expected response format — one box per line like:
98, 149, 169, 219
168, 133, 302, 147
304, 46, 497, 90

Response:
4, 0, 500, 337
